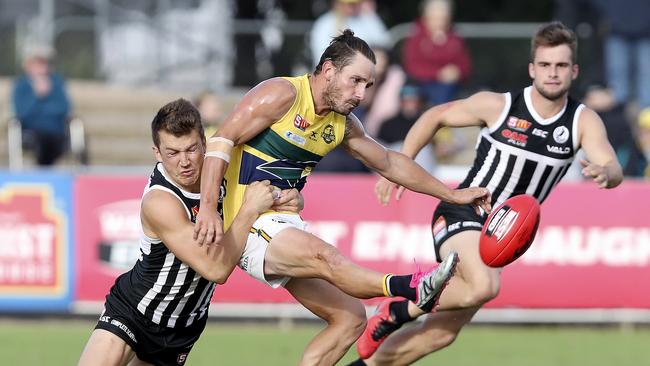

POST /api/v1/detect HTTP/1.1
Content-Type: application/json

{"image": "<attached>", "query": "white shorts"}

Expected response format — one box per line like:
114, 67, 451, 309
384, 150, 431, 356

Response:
238, 213, 308, 288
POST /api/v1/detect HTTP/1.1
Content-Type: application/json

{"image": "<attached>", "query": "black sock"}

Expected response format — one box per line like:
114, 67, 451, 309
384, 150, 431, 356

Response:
388, 274, 416, 302
390, 299, 414, 325
347, 359, 367, 366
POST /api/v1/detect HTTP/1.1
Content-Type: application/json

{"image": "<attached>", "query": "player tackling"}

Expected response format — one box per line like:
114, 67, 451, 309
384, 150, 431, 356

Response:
193, 29, 491, 365
352, 21, 623, 365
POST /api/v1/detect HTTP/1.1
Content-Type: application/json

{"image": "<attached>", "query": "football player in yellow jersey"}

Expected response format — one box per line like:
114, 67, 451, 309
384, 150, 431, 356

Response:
195, 30, 491, 366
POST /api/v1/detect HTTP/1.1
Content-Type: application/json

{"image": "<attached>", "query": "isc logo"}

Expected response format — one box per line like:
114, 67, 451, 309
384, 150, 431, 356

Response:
485, 205, 519, 240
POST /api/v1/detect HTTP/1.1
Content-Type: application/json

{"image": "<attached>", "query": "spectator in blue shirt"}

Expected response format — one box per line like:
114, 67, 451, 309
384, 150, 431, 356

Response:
12, 44, 71, 166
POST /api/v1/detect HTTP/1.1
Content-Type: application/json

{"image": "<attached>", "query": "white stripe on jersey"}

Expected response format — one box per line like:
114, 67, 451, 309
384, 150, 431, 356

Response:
470, 142, 499, 187
165, 272, 202, 328
137, 251, 176, 318
572, 104, 585, 151
152, 262, 190, 325
186, 282, 215, 327
494, 151, 528, 205
474, 129, 575, 207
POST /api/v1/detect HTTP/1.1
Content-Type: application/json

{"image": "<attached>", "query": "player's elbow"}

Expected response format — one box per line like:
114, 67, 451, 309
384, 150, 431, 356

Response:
201, 266, 234, 285
607, 164, 624, 188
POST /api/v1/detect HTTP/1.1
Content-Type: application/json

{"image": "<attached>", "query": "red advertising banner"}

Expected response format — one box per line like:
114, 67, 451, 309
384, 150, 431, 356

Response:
75, 175, 147, 301
0, 172, 73, 312
74, 174, 650, 309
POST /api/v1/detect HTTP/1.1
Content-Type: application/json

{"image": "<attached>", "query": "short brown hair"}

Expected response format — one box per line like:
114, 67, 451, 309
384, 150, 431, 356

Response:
531, 21, 578, 64
151, 98, 204, 147
314, 29, 376, 75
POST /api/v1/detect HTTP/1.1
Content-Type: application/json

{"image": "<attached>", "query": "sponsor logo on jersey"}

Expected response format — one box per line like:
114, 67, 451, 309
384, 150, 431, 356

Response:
321, 124, 336, 144
293, 114, 310, 131
240, 256, 249, 271
177, 353, 188, 365
532, 128, 548, 138
507, 116, 532, 132
309, 131, 319, 141
191, 205, 199, 218
501, 129, 528, 147
485, 205, 519, 240
432, 216, 448, 243
284, 131, 306, 146
553, 126, 570, 143
546, 145, 571, 154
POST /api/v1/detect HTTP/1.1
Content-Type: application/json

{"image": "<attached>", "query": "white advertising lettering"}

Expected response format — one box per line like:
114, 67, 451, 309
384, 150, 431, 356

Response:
522, 226, 650, 266
546, 145, 571, 154
351, 222, 436, 262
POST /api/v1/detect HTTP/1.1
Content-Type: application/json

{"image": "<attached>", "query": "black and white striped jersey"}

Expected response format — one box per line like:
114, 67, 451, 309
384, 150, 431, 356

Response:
112, 163, 222, 328
457, 86, 584, 208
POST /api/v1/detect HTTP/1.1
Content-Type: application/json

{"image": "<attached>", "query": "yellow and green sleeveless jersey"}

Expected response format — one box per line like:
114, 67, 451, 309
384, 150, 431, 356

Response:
223, 74, 346, 229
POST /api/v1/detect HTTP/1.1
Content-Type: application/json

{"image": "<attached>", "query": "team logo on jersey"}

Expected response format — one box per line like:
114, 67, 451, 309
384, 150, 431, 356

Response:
553, 126, 570, 143
191, 205, 199, 218
321, 124, 336, 144
507, 116, 532, 132
501, 129, 528, 147
293, 114, 310, 131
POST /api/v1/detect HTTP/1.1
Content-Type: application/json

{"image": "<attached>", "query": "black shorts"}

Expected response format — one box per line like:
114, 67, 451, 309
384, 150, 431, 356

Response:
431, 202, 486, 262
95, 288, 207, 366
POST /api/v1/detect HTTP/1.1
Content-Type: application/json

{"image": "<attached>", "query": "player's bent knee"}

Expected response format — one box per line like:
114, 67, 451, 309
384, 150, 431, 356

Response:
462, 284, 500, 308
310, 242, 346, 279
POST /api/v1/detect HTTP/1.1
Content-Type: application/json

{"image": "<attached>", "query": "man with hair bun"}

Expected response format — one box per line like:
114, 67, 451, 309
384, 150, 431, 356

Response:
195, 29, 491, 365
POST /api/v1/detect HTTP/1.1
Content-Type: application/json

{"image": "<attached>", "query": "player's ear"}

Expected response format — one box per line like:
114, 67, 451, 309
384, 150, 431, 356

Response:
528, 62, 535, 80
152, 145, 163, 162
322, 59, 336, 81
571, 63, 579, 80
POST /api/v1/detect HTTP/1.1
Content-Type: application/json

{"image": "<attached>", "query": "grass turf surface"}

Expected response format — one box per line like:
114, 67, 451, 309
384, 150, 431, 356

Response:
0, 319, 648, 365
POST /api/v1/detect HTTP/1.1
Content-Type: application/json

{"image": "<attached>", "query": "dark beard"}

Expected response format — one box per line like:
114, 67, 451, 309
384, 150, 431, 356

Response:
323, 81, 352, 115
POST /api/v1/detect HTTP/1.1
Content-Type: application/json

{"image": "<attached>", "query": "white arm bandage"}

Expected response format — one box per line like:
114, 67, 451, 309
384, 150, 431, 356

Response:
205, 151, 231, 163
206, 137, 235, 163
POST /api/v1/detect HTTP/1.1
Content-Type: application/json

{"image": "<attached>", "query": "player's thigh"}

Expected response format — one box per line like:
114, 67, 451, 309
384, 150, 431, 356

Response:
439, 230, 500, 291
127, 356, 154, 366
78, 329, 136, 366
265, 228, 339, 278
285, 277, 366, 324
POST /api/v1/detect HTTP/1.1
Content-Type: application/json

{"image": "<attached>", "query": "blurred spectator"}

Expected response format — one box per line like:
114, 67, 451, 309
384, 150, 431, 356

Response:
353, 46, 389, 123
638, 109, 650, 177
402, 0, 471, 107
553, 0, 606, 96
310, 0, 390, 66
12, 44, 71, 166
593, 0, 650, 120
376, 84, 437, 173
194, 91, 224, 138
583, 85, 647, 177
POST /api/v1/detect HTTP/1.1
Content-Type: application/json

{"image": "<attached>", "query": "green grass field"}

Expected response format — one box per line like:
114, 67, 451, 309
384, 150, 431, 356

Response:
0, 319, 648, 365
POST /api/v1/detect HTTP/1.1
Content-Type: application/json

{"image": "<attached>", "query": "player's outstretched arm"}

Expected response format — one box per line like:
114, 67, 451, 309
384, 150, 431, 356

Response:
143, 181, 275, 284
374, 92, 504, 206
344, 113, 491, 213
195, 78, 297, 246
577, 108, 623, 189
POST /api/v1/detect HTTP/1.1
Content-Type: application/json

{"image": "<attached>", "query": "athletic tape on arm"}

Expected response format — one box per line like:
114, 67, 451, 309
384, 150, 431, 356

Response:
206, 137, 235, 163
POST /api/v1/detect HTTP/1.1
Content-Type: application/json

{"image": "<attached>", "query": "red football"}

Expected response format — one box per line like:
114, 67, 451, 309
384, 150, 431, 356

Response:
479, 194, 540, 267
